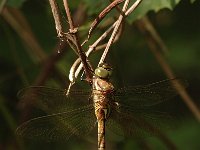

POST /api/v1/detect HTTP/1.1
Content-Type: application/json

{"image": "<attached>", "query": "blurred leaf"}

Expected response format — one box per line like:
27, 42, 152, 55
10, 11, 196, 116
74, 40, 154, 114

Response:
127, 0, 182, 23
83, 0, 109, 15
82, 0, 198, 23
0, 0, 200, 149
6, 0, 27, 8
127, 0, 198, 22
190, 0, 197, 3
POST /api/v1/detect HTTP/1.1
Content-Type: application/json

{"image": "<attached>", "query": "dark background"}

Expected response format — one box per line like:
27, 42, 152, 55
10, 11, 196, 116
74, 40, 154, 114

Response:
0, 0, 200, 149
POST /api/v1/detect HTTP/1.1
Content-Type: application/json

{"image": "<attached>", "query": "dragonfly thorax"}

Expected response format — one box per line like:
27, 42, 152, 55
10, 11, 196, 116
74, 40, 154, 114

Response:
92, 76, 114, 121
93, 77, 114, 92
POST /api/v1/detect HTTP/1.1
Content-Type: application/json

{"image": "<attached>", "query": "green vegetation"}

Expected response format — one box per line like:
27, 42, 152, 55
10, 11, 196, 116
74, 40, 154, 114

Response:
0, 0, 200, 149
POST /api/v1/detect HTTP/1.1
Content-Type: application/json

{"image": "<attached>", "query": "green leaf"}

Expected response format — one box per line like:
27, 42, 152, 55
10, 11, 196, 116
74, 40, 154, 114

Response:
127, 0, 198, 22
83, 0, 110, 15
82, 0, 198, 23
127, 0, 181, 23
6, 0, 27, 8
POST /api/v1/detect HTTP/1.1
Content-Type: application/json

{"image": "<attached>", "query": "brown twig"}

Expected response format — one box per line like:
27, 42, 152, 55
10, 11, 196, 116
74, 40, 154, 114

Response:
15, 3, 87, 122
136, 16, 200, 122
98, 0, 133, 65
48, 0, 64, 38
33, 2, 88, 87
69, 21, 123, 83
63, 0, 92, 81
69, 0, 142, 83
95, 22, 123, 51
69, 22, 119, 83
48, 0, 77, 54
87, 0, 124, 40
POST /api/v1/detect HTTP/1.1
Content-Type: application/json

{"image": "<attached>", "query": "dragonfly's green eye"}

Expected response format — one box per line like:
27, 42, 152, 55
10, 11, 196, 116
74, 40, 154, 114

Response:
95, 63, 112, 79
95, 67, 109, 78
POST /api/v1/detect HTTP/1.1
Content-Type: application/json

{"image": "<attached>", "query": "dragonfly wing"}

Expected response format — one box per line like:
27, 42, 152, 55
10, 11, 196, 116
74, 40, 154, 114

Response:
18, 86, 91, 113
114, 78, 187, 107
106, 104, 175, 138
16, 105, 97, 141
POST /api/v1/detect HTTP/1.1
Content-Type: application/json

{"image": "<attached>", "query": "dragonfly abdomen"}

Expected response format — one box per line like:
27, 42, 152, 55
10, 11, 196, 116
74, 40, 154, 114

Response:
92, 73, 114, 150
93, 90, 109, 150
93, 90, 110, 120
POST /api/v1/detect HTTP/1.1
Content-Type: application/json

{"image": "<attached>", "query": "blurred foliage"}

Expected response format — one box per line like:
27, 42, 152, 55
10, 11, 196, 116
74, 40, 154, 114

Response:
0, 0, 200, 150
6, 0, 27, 8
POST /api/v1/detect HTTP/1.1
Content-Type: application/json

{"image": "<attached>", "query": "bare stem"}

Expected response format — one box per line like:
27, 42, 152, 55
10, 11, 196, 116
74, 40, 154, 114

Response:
48, 0, 64, 37
63, 0, 75, 31
87, 0, 124, 40
69, 22, 117, 83
69, 0, 142, 82
98, 0, 129, 65
63, 0, 92, 81
125, 0, 142, 16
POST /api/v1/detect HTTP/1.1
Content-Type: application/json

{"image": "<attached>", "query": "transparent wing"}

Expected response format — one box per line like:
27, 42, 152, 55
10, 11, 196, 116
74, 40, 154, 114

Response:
18, 86, 92, 113
114, 78, 187, 107
106, 103, 175, 138
16, 105, 97, 141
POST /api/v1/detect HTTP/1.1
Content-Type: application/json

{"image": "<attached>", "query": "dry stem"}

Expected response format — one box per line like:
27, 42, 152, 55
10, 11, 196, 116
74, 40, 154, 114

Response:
63, 0, 92, 81
98, 0, 130, 65
69, 0, 142, 83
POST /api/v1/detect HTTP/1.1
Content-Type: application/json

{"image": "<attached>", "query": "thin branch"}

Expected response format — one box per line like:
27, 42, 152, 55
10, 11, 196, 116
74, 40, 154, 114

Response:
69, 0, 142, 83
63, 0, 92, 81
48, 0, 81, 55
98, 0, 129, 65
48, 0, 64, 37
125, 0, 142, 16
84, 0, 137, 44
97, 0, 142, 64
87, 0, 124, 40
95, 23, 123, 51
35, 2, 88, 86
136, 17, 200, 122
69, 22, 117, 83
69, 21, 123, 83
63, 0, 75, 31
18, 5, 88, 122
49, 0, 93, 82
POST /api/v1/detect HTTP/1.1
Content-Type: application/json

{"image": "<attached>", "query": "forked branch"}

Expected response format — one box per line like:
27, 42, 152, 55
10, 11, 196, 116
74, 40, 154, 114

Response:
69, 0, 143, 83
49, 0, 93, 82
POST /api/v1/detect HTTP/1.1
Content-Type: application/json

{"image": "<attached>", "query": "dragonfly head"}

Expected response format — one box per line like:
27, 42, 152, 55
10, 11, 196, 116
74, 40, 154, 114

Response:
95, 63, 112, 79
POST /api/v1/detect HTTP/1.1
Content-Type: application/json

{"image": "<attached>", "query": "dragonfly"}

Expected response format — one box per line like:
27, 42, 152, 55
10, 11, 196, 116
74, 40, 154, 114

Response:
16, 63, 184, 150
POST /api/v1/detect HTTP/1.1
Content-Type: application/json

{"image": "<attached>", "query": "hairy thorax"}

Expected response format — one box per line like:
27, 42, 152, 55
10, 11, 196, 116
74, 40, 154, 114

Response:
92, 77, 114, 120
